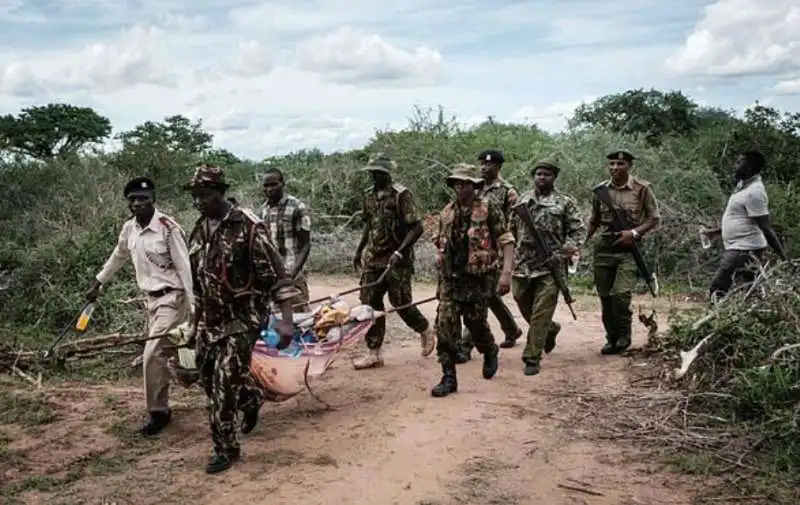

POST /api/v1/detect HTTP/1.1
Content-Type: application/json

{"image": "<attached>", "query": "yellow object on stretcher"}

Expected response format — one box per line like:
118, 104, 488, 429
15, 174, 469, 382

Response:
313, 305, 350, 339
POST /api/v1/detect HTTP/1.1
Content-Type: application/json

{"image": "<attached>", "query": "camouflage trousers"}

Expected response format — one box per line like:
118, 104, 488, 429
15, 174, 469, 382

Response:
197, 331, 263, 455
360, 267, 430, 349
436, 296, 498, 365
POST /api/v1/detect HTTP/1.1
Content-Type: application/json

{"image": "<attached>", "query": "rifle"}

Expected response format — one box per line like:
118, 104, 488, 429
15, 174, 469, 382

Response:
592, 185, 659, 297
512, 201, 577, 320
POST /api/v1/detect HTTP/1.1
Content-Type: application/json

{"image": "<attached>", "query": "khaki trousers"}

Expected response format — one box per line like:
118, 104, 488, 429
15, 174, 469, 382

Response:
143, 289, 190, 414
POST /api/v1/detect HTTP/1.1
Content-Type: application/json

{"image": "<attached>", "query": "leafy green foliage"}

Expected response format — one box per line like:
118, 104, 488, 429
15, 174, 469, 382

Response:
0, 104, 112, 160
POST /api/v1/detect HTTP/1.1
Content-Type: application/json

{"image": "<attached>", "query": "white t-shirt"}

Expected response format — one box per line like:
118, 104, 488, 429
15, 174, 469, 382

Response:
721, 175, 768, 251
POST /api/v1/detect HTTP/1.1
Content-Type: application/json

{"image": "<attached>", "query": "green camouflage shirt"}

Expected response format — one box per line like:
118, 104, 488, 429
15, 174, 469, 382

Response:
361, 183, 420, 270
480, 177, 519, 217
188, 201, 298, 342
510, 189, 586, 278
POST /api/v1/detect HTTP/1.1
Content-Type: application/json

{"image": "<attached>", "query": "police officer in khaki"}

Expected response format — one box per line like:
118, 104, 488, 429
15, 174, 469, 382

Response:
586, 149, 660, 355
87, 177, 194, 435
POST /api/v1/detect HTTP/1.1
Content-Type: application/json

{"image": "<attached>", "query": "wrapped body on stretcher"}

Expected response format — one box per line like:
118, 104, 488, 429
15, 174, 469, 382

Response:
166, 300, 378, 398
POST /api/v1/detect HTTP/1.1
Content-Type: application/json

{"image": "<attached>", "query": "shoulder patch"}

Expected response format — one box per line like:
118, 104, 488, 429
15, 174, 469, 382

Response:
158, 215, 176, 230
392, 182, 409, 195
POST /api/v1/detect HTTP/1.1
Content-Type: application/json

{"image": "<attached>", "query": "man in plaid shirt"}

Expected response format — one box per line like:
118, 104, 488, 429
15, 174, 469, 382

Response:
260, 168, 312, 311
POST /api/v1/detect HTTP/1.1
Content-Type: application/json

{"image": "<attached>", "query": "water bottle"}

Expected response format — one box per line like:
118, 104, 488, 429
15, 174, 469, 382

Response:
75, 303, 96, 332
260, 328, 302, 358
698, 227, 711, 250
567, 252, 580, 275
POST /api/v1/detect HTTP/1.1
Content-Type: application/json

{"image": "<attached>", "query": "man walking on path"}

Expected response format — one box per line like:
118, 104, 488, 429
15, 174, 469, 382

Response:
457, 149, 522, 363
352, 153, 435, 369
87, 176, 193, 436
260, 167, 313, 312
702, 151, 787, 305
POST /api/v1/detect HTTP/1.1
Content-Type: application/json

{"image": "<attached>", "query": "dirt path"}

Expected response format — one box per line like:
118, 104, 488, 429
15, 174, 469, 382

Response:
2, 276, 698, 505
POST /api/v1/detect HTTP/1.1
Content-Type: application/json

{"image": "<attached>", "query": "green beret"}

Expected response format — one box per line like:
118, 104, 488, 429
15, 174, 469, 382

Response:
606, 149, 635, 162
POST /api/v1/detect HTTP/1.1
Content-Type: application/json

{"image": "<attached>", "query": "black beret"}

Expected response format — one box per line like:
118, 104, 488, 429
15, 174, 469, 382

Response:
124, 176, 156, 197
605, 149, 635, 162
477, 149, 504, 165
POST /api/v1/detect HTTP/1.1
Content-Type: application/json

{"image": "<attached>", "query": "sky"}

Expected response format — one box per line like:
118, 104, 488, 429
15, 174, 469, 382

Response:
0, 0, 798, 160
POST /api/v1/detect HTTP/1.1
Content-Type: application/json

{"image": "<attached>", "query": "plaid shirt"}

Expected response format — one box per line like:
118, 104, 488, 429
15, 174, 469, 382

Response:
259, 194, 312, 275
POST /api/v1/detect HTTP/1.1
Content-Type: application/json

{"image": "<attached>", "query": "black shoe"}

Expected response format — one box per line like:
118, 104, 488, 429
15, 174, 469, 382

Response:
615, 337, 631, 353
600, 341, 619, 355
523, 362, 540, 376
454, 350, 471, 364
499, 328, 523, 349
205, 449, 240, 474
431, 363, 458, 398
482, 349, 499, 379
240, 403, 260, 434
544, 323, 561, 354
141, 410, 171, 436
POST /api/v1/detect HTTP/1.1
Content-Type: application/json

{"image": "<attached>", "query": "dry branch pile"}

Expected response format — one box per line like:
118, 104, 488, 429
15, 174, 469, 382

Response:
604, 260, 800, 501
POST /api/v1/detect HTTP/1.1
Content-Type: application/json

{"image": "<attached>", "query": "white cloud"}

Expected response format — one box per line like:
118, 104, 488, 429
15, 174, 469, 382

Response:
773, 77, 800, 95
666, 0, 800, 78
294, 27, 445, 86
1, 0, 799, 160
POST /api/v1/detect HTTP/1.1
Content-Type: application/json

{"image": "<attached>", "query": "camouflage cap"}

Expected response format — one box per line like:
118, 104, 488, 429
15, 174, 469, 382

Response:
606, 149, 635, 162
531, 159, 560, 176
183, 163, 230, 191
362, 153, 397, 173
446, 163, 484, 187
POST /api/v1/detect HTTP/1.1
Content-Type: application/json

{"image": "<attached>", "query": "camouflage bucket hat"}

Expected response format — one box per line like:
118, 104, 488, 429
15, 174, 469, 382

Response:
446, 163, 484, 187
183, 163, 230, 191
362, 153, 396, 173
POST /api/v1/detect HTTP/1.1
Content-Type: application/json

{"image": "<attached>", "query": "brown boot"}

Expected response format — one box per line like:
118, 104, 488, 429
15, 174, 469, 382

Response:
352, 349, 384, 370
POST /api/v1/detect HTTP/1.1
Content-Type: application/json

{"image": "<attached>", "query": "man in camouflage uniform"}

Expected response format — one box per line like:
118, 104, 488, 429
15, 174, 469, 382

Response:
431, 164, 515, 397
510, 160, 586, 376
184, 164, 298, 474
457, 149, 522, 363
587, 149, 661, 355
352, 153, 435, 369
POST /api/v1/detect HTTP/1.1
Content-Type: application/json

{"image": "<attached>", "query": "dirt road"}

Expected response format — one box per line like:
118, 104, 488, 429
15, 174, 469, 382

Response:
1, 276, 697, 505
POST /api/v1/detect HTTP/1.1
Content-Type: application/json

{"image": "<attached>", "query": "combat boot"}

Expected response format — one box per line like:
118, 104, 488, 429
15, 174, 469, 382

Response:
205, 448, 241, 474
419, 327, 435, 357
141, 409, 171, 436
544, 322, 561, 354
482, 347, 499, 379
601, 338, 619, 355
353, 348, 384, 370
499, 328, 523, 349
431, 360, 458, 397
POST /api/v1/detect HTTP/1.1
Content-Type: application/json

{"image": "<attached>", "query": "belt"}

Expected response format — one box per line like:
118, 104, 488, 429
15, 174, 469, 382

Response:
147, 287, 179, 298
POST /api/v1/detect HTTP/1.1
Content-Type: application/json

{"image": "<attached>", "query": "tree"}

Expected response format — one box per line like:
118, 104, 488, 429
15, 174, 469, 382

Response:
0, 103, 112, 160
116, 114, 213, 154
567, 88, 737, 145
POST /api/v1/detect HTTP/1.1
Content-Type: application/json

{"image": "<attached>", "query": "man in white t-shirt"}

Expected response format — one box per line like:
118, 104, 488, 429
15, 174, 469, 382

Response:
704, 151, 787, 304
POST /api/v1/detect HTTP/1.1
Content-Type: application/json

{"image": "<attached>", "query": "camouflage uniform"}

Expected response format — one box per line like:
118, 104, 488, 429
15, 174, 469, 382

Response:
431, 164, 515, 397
510, 161, 586, 375
185, 165, 299, 472
354, 154, 433, 369
589, 149, 660, 354
458, 151, 522, 360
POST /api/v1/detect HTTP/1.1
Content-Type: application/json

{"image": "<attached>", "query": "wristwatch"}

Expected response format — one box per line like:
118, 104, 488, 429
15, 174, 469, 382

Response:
631, 229, 640, 239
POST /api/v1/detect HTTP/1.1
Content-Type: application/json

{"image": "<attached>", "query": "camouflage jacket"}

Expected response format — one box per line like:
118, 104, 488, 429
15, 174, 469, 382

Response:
361, 183, 419, 270
435, 197, 515, 277
188, 201, 299, 342
510, 189, 586, 278
480, 177, 519, 218
589, 175, 660, 253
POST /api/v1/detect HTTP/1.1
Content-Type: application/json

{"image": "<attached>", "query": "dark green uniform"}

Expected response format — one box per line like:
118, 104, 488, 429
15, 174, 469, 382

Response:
589, 150, 660, 354
354, 154, 433, 369
511, 161, 585, 375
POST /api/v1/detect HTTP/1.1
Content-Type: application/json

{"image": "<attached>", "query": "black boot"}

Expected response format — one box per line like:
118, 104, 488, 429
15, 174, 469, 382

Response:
601, 340, 618, 355
613, 294, 633, 353
482, 347, 499, 379
523, 361, 540, 376
544, 322, 561, 354
431, 360, 458, 398
240, 402, 260, 434
205, 448, 241, 474
141, 409, 171, 436
499, 328, 522, 349
599, 296, 618, 355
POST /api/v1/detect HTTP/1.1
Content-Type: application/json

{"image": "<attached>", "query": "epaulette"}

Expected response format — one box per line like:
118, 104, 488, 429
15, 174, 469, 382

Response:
632, 176, 651, 187
391, 182, 409, 195
158, 215, 177, 231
